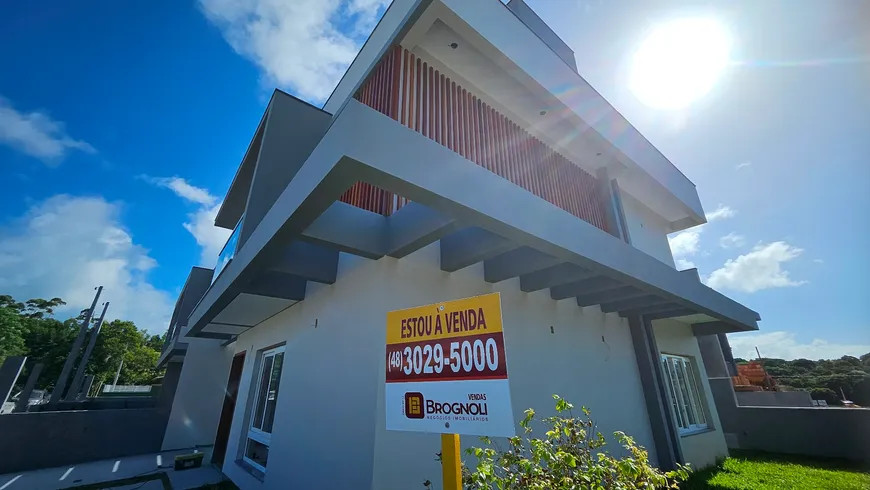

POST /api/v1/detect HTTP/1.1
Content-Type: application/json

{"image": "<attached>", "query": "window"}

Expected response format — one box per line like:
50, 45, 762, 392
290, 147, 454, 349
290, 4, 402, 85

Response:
244, 346, 284, 472
660, 354, 708, 435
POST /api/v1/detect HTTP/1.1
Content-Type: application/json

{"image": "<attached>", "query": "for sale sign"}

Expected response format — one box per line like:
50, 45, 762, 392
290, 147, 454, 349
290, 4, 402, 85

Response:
385, 293, 515, 436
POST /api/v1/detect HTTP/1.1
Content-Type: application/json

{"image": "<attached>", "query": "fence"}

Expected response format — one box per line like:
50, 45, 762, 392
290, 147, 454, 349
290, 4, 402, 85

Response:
103, 384, 152, 394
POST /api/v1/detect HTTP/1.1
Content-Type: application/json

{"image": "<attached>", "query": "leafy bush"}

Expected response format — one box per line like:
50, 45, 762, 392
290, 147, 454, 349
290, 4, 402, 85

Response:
461, 395, 689, 489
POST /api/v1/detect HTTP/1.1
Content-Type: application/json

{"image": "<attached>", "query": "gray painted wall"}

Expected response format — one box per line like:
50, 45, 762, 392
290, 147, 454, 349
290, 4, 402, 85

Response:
710, 379, 870, 461
696, 334, 730, 379
215, 124, 263, 229
239, 92, 333, 249
162, 338, 233, 451
735, 390, 814, 408
0, 409, 168, 474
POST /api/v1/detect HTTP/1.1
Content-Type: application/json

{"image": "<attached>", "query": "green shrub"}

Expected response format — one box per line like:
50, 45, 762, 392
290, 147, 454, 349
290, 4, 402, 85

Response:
461, 395, 689, 489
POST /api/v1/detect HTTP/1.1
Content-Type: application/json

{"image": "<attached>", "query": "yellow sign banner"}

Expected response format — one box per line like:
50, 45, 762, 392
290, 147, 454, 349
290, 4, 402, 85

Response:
386, 293, 503, 345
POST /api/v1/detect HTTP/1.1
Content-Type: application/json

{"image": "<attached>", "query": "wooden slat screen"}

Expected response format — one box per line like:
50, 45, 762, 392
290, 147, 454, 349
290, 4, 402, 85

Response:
348, 46, 608, 233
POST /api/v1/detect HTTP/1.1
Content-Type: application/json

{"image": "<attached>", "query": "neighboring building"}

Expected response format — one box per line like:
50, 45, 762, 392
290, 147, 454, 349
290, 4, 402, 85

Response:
158, 1, 762, 488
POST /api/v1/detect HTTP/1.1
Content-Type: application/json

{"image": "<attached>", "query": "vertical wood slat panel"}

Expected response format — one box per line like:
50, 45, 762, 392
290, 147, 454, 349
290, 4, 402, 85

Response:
427, 66, 438, 141
516, 121, 529, 190
487, 105, 499, 177
504, 113, 514, 182
479, 101, 490, 172
441, 74, 448, 149
516, 121, 530, 188
351, 46, 609, 229
472, 94, 481, 166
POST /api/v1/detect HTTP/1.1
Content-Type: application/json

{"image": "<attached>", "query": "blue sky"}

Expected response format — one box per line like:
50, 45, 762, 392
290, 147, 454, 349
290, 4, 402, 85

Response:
0, 0, 867, 360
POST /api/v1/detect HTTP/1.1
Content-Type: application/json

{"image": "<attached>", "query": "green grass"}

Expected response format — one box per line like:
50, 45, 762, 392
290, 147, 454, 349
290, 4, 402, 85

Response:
682, 451, 870, 490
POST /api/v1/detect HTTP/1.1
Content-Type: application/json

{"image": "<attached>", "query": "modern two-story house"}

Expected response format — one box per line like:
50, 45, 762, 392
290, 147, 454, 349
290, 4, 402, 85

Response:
157, 1, 762, 488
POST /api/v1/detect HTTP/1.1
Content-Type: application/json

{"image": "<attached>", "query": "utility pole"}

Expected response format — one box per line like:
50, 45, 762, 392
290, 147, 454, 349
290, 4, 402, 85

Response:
49, 286, 102, 407
755, 346, 774, 391
66, 301, 109, 401
110, 343, 128, 392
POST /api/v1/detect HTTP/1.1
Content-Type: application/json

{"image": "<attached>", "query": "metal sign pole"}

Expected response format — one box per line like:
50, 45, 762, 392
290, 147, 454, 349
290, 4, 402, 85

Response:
385, 293, 514, 490
441, 433, 462, 490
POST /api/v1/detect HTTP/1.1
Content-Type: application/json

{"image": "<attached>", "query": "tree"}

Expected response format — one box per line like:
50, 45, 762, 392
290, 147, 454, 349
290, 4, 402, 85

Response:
18, 317, 78, 390
0, 307, 27, 362
461, 395, 688, 489
756, 353, 870, 406
22, 298, 66, 318
88, 320, 163, 387
1, 295, 164, 392
809, 387, 837, 404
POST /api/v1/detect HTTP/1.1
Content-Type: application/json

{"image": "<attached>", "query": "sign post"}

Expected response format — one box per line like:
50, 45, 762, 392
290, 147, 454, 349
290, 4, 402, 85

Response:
441, 433, 462, 490
386, 293, 515, 489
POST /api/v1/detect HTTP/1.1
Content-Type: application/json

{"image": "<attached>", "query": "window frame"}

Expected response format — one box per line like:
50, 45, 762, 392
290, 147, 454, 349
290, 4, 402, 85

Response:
243, 345, 285, 473
660, 353, 709, 436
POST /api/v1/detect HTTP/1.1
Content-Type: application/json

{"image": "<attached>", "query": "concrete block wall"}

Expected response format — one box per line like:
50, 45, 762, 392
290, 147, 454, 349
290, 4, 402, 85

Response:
700, 334, 870, 462
0, 409, 168, 474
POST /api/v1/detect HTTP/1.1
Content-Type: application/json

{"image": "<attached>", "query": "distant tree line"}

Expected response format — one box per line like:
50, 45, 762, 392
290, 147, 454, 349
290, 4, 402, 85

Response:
734, 354, 870, 406
0, 295, 165, 394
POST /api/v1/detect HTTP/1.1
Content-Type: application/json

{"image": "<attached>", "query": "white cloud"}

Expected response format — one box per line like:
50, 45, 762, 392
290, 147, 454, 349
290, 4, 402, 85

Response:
0, 195, 173, 334
735, 161, 752, 171
0, 96, 96, 164
728, 331, 870, 361
184, 204, 231, 267
705, 204, 736, 222
813, 258, 824, 264
719, 232, 745, 249
198, 0, 389, 103
706, 241, 807, 293
147, 176, 230, 267
144, 176, 217, 206
669, 230, 701, 258
669, 204, 738, 268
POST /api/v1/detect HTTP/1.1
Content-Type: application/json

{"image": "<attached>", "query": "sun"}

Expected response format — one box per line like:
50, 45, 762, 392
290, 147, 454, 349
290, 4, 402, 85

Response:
629, 18, 731, 110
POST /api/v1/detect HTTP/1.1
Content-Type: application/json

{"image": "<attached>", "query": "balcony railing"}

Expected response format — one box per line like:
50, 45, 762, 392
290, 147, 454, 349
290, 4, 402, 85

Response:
213, 215, 243, 284
347, 45, 608, 232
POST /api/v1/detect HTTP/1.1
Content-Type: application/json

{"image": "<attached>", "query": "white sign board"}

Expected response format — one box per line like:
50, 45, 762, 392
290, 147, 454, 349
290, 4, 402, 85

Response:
385, 293, 515, 437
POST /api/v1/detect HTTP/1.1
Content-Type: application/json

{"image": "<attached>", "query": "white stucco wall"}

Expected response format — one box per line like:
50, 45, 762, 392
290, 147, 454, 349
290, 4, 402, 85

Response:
220, 242, 666, 490
653, 320, 729, 470
621, 193, 677, 268
162, 337, 234, 451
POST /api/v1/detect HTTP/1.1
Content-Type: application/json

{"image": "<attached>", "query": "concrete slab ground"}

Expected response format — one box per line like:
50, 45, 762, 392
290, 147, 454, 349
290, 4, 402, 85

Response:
0, 448, 227, 490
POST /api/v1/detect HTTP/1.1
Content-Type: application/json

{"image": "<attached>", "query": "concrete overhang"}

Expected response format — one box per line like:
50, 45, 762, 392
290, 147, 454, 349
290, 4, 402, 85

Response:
157, 341, 188, 369
214, 112, 269, 230
157, 266, 214, 364
186, 100, 759, 339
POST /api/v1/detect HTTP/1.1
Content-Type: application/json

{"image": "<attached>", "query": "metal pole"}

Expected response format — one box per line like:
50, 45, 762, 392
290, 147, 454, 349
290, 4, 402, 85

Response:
66, 301, 109, 401
14, 362, 43, 412
80, 375, 95, 401
49, 286, 102, 406
111, 350, 125, 391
